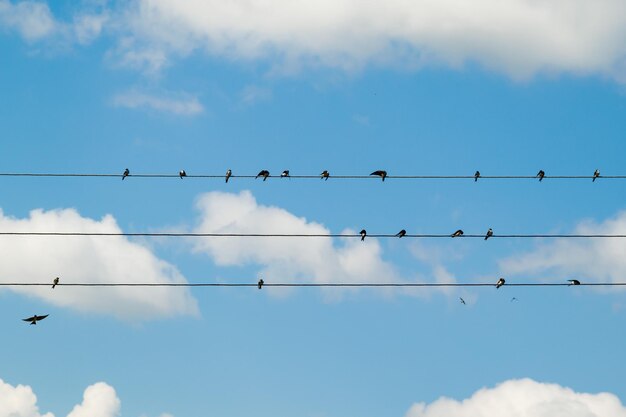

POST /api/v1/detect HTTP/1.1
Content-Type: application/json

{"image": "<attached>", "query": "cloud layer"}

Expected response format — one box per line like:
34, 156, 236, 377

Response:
112, 90, 204, 115
0, 208, 198, 320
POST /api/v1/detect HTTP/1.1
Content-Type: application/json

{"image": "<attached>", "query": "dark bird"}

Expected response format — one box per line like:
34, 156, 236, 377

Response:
460, 297, 466, 305
360, 229, 367, 241
23, 314, 48, 325
370, 170, 387, 181
593, 169, 600, 182
179, 170, 187, 179
256, 170, 270, 181
321, 170, 330, 180
451, 229, 464, 238
258, 279, 264, 289
281, 170, 290, 178
496, 277, 506, 289
122, 168, 129, 180
474, 171, 480, 182
537, 170, 545, 181
485, 228, 493, 240
396, 229, 406, 238
52, 277, 59, 289
568, 279, 581, 286
225, 169, 232, 183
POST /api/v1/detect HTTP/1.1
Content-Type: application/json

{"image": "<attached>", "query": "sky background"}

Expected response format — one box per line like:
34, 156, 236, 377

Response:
2, 1, 626, 416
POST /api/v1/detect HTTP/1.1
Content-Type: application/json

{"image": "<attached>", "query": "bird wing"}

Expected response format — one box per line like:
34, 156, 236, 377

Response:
23, 316, 35, 322
35, 315, 49, 321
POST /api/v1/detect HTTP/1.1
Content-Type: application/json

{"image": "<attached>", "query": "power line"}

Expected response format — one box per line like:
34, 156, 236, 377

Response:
0, 282, 623, 287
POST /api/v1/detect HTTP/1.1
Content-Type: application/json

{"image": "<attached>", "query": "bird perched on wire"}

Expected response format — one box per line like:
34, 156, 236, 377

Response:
321, 170, 330, 180
281, 170, 290, 178
396, 229, 406, 238
256, 170, 270, 181
537, 170, 545, 181
474, 171, 480, 182
567, 279, 581, 286
360, 229, 367, 241
370, 170, 387, 181
122, 168, 129, 180
593, 169, 600, 182
52, 277, 59, 289
258, 279, 264, 289
451, 229, 464, 238
496, 277, 505, 289
225, 169, 232, 183
460, 297, 466, 305
23, 314, 48, 325
179, 170, 187, 179
485, 228, 493, 240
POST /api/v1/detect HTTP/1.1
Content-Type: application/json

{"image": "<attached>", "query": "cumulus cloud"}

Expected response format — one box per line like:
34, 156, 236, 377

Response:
0, 378, 53, 417
112, 89, 204, 115
66, 383, 120, 417
0, 0, 57, 42
0, 208, 198, 320
405, 378, 626, 417
500, 210, 626, 285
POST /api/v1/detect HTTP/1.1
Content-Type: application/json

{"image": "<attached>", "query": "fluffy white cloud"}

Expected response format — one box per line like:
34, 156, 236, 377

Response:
406, 378, 626, 417
112, 90, 204, 115
0, 0, 57, 42
66, 383, 120, 417
0, 208, 198, 319
500, 210, 626, 285
0, 378, 53, 417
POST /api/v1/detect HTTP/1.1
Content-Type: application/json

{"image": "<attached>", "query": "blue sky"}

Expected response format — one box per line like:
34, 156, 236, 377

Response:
2, 1, 626, 416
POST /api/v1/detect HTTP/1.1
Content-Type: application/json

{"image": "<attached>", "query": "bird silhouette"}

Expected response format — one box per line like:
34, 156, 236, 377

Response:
593, 169, 600, 182
396, 229, 406, 238
460, 297, 466, 305
258, 279, 264, 289
485, 228, 493, 240
537, 170, 545, 181
567, 279, 581, 286
370, 170, 387, 181
225, 169, 232, 183
52, 277, 59, 289
451, 229, 464, 237
474, 171, 480, 182
122, 168, 129, 180
496, 277, 506, 289
179, 170, 187, 179
256, 170, 270, 181
360, 229, 367, 241
23, 314, 48, 325
281, 170, 290, 178
321, 170, 330, 180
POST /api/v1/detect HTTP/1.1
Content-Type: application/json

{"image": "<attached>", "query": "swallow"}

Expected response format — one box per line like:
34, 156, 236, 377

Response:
370, 170, 387, 181
23, 314, 48, 325
258, 279, 264, 289
451, 229, 463, 238
396, 229, 406, 238
485, 228, 493, 240
593, 169, 600, 182
281, 170, 290, 178
256, 170, 270, 181
52, 277, 59, 289
321, 170, 330, 180
179, 170, 187, 179
225, 169, 232, 183
496, 277, 505, 289
567, 279, 581, 286
460, 297, 466, 305
537, 170, 545, 181
122, 168, 129, 180
474, 171, 480, 182
360, 229, 367, 241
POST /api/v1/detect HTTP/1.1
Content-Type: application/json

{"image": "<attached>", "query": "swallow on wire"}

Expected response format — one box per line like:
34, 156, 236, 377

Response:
321, 170, 330, 180
396, 229, 406, 238
460, 297, 466, 305
23, 314, 48, 325
567, 279, 581, 286
52, 277, 59, 289
256, 170, 270, 181
496, 277, 505, 289
370, 170, 387, 181
122, 168, 129, 180
485, 228, 493, 240
474, 171, 480, 182
537, 170, 545, 181
258, 279, 264, 289
225, 169, 232, 183
451, 229, 463, 238
593, 169, 600, 182
179, 170, 187, 179
360, 229, 367, 241
281, 170, 290, 178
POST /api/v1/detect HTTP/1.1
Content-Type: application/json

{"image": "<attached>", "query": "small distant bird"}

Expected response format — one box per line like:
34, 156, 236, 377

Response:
258, 279, 264, 289
52, 277, 59, 289
511, 297, 518, 302
474, 171, 480, 182
567, 279, 581, 286
370, 170, 387, 182
256, 170, 270, 181
593, 169, 600, 182
360, 229, 367, 241
485, 228, 493, 240
225, 169, 232, 183
179, 170, 187, 179
460, 297, 466, 305
451, 229, 464, 238
321, 170, 330, 180
122, 168, 129, 180
23, 314, 48, 325
537, 170, 545, 181
396, 229, 406, 238
496, 277, 506, 289
281, 170, 290, 178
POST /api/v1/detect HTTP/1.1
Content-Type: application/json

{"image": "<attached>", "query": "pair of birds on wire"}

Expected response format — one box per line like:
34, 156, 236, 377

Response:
450, 228, 493, 240
22, 277, 59, 325
458, 278, 582, 304
122, 169, 188, 180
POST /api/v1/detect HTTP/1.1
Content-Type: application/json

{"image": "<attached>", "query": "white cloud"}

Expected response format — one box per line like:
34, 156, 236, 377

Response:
239, 85, 272, 106
500, 210, 626, 285
405, 378, 626, 417
112, 90, 204, 115
66, 383, 120, 417
0, 378, 53, 417
0, 0, 57, 42
0, 208, 198, 320
73, 12, 108, 45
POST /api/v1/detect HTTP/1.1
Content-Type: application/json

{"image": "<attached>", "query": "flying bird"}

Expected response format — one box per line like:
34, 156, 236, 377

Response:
593, 169, 600, 182
52, 277, 59, 289
321, 170, 330, 180
537, 170, 545, 181
122, 168, 129, 180
567, 279, 581, 286
256, 170, 270, 181
360, 229, 367, 241
496, 277, 506, 289
451, 229, 464, 238
258, 279, 264, 289
179, 170, 187, 179
474, 171, 480, 182
23, 314, 48, 325
370, 170, 387, 181
485, 228, 493, 240
396, 229, 406, 238
281, 170, 290, 178
225, 169, 232, 183
460, 297, 466, 305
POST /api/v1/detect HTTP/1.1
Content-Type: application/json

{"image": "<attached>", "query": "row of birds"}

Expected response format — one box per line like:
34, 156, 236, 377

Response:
120, 169, 603, 182
356, 228, 490, 240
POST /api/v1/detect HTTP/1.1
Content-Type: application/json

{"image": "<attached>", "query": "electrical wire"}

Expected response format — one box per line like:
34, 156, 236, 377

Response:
0, 282, 622, 287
